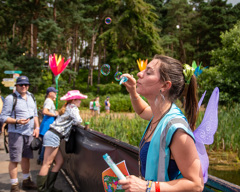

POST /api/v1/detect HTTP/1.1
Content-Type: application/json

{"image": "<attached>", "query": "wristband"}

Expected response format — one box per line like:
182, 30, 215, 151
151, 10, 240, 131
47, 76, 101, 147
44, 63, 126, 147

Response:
155, 182, 160, 192
35, 127, 40, 130
146, 180, 152, 192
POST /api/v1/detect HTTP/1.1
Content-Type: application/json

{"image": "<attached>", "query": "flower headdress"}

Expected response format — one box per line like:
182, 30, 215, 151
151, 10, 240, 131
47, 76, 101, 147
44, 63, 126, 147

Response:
183, 61, 207, 84
137, 59, 148, 71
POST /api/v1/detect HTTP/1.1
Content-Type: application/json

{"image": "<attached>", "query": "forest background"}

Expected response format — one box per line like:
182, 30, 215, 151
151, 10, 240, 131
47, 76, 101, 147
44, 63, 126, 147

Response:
0, 0, 240, 161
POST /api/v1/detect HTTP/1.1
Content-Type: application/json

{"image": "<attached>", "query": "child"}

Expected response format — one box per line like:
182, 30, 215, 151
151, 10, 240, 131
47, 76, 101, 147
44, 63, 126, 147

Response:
38, 87, 58, 165
37, 90, 87, 192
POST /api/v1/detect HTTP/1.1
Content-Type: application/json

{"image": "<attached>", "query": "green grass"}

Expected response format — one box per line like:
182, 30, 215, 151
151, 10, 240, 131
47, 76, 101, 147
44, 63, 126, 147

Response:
85, 114, 148, 147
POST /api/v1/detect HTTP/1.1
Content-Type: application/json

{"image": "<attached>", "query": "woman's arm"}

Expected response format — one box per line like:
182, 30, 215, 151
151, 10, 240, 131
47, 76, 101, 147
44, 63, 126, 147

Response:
70, 106, 82, 126
159, 130, 204, 191
42, 108, 58, 117
122, 74, 152, 120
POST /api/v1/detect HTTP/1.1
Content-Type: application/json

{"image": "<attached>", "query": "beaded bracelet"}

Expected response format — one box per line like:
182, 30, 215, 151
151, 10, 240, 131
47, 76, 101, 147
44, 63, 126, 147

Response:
155, 182, 160, 192
146, 180, 152, 192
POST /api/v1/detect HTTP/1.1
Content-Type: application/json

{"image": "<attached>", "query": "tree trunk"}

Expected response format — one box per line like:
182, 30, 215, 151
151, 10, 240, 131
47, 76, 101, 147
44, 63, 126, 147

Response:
69, 34, 75, 84
12, 22, 15, 39
73, 26, 79, 88
97, 27, 103, 85
179, 39, 186, 64
98, 44, 102, 85
33, 24, 38, 57
53, 0, 57, 22
88, 33, 97, 87
104, 40, 106, 63
31, 0, 40, 57
31, 24, 33, 57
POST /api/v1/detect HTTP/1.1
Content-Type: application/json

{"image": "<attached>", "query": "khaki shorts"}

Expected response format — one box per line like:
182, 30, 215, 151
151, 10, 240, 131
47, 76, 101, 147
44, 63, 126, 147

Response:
8, 132, 33, 162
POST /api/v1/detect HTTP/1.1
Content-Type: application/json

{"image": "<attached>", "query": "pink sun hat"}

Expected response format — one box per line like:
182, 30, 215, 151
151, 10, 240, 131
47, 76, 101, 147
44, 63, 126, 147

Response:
60, 90, 88, 101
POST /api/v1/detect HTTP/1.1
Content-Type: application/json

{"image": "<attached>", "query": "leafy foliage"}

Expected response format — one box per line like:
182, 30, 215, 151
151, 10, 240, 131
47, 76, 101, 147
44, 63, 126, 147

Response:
199, 21, 240, 104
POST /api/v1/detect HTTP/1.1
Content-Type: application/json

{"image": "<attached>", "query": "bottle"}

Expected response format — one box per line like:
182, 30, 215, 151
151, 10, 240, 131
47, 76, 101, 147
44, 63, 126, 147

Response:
84, 122, 89, 130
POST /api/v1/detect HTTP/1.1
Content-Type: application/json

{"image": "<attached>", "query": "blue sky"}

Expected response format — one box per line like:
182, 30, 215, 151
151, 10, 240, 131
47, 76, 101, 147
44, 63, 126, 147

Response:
228, 0, 239, 5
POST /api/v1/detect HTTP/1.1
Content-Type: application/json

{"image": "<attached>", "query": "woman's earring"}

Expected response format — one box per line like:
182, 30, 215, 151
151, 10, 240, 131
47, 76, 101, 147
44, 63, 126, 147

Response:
160, 90, 165, 101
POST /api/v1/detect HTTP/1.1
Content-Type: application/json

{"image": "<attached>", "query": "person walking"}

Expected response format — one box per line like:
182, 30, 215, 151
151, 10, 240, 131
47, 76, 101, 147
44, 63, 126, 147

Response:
104, 96, 110, 114
93, 96, 101, 116
0, 76, 40, 192
37, 90, 87, 192
89, 99, 94, 116
37, 87, 58, 165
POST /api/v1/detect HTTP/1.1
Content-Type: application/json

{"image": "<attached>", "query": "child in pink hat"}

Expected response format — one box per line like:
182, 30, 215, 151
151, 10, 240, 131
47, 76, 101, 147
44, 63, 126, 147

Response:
37, 90, 87, 191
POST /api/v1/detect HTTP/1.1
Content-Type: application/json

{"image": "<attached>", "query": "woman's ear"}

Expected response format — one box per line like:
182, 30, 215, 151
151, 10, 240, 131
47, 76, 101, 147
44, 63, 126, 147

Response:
161, 81, 172, 92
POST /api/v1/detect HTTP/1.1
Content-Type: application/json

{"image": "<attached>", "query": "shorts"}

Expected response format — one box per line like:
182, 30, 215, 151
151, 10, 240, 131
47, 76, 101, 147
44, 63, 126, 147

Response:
105, 106, 110, 110
8, 132, 34, 162
43, 130, 60, 148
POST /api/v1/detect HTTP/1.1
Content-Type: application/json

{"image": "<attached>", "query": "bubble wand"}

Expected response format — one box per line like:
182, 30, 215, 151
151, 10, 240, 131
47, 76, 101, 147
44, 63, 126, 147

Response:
103, 153, 126, 180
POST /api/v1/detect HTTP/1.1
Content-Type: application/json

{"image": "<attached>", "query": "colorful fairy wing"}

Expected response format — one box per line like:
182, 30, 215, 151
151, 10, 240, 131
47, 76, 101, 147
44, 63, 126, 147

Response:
194, 87, 219, 145
198, 90, 207, 111
194, 87, 219, 183
195, 140, 209, 183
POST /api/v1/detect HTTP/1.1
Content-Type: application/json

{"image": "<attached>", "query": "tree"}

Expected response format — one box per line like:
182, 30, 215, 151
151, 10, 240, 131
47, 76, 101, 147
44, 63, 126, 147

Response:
100, 0, 163, 73
199, 21, 240, 104
193, 0, 235, 66
161, 0, 195, 64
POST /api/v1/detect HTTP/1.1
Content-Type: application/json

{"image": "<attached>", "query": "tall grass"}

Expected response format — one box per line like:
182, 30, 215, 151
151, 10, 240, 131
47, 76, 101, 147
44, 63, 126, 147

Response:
84, 113, 148, 147
84, 103, 240, 158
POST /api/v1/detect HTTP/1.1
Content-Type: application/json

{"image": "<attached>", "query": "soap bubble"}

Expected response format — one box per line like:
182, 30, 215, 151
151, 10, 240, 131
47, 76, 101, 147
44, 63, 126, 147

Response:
105, 17, 112, 25
114, 71, 122, 81
101, 64, 111, 76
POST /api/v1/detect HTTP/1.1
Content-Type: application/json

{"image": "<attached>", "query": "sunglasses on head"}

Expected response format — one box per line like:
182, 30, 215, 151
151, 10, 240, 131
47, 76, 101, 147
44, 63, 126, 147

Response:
18, 84, 29, 87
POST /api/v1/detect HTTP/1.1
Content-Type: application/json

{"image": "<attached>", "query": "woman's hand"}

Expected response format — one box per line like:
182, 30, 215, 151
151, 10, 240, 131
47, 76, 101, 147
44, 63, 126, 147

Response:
55, 111, 59, 116
121, 74, 137, 96
118, 175, 147, 192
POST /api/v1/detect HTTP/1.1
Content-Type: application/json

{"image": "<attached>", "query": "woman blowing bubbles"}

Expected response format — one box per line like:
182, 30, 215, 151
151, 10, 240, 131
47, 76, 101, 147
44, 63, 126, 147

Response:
119, 55, 204, 192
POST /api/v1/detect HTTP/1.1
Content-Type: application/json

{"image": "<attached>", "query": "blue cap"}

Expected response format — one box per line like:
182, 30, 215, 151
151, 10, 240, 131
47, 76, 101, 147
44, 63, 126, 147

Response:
16, 76, 30, 85
46, 87, 58, 95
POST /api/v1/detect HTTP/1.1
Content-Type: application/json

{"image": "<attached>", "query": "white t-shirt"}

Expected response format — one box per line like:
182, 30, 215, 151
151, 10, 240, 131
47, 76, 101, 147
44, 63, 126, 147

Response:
89, 101, 93, 110
43, 98, 56, 114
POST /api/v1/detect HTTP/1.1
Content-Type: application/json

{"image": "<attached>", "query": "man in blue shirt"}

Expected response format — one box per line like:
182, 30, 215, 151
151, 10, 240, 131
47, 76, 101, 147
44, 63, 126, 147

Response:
0, 76, 39, 192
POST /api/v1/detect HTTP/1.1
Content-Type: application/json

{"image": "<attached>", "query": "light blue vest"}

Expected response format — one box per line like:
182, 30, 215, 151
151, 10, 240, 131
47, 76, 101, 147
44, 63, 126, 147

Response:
142, 103, 195, 181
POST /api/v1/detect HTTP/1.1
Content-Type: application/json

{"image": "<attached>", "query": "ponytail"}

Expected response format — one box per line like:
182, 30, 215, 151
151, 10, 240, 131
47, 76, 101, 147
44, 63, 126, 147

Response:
184, 75, 198, 131
58, 100, 71, 115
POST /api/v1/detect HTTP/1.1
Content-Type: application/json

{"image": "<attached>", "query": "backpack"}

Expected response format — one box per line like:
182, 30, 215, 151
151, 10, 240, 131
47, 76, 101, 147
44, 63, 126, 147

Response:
3, 92, 36, 153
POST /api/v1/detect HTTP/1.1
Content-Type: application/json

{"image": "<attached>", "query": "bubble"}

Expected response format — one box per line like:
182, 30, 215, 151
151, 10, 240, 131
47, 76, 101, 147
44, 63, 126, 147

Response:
114, 71, 122, 81
105, 17, 112, 25
101, 64, 111, 76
